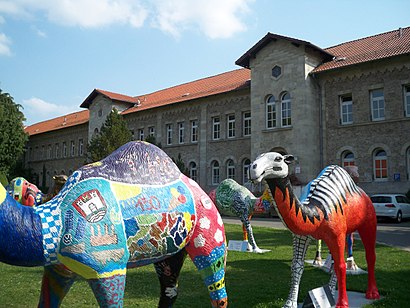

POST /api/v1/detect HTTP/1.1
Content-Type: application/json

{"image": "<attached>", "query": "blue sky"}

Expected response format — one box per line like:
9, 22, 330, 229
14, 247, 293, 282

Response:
0, 0, 409, 126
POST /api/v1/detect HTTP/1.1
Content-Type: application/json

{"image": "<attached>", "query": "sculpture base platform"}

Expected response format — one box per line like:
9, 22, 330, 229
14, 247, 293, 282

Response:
227, 240, 271, 253
305, 259, 367, 275
298, 290, 381, 308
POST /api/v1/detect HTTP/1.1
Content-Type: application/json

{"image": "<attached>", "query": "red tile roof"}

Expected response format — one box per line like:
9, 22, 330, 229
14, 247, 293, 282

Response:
313, 26, 410, 73
122, 68, 250, 114
25, 110, 89, 136
81, 89, 138, 108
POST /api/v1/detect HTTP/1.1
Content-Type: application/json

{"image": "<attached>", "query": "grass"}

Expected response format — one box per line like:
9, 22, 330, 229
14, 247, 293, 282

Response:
0, 223, 409, 307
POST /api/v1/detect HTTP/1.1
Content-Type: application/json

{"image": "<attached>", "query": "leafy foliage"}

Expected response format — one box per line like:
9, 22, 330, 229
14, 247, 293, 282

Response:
173, 153, 189, 176
87, 108, 132, 162
0, 89, 28, 177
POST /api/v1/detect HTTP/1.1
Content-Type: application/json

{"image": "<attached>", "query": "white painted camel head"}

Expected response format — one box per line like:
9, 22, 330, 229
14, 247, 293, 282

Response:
249, 152, 294, 183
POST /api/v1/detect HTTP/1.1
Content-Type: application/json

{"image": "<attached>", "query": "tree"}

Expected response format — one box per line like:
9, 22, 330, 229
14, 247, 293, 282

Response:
172, 153, 189, 176
87, 108, 132, 162
144, 135, 162, 148
0, 89, 28, 178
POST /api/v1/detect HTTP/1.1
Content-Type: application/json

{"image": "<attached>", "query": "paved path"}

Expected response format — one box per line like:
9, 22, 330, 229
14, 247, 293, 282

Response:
222, 216, 410, 252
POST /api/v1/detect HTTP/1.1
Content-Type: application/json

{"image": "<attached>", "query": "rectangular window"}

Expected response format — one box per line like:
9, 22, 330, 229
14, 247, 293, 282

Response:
42, 145, 45, 159
405, 85, 410, 117
130, 130, 135, 140
166, 124, 173, 145
70, 140, 75, 157
371, 89, 385, 121
266, 101, 276, 128
78, 139, 84, 156
48, 145, 52, 159
55, 143, 60, 159
138, 129, 144, 141
191, 120, 198, 143
178, 122, 185, 144
227, 114, 235, 138
63, 142, 67, 158
212, 117, 220, 140
243, 111, 251, 136
281, 100, 291, 127
340, 95, 353, 124
148, 126, 155, 137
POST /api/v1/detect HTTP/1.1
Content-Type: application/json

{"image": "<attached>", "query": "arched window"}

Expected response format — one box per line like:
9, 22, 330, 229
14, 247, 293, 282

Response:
242, 158, 251, 184
342, 151, 355, 167
189, 162, 198, 182
93, 128, 99, 136
226, 159, 235, 179
211, 161, 220, 185
373, 149, 388, 180
266, 95, 276, 128
281, 92, 291, 127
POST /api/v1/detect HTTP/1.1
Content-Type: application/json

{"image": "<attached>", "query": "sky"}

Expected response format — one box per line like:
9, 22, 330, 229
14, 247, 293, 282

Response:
0, 0, 409, 126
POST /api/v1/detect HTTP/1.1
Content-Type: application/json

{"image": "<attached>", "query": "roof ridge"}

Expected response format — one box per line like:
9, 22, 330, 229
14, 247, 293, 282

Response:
136, 68, 248, 98
325, 26, 410, 50
25, 109, 88, 128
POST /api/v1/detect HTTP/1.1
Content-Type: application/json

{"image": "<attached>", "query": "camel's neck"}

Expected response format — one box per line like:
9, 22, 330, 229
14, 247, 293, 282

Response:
265, 177, 320, 235
0, 185, 45, 266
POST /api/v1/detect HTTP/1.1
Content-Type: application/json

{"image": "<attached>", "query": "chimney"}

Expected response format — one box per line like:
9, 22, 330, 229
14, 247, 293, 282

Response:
399, 27, 403, 38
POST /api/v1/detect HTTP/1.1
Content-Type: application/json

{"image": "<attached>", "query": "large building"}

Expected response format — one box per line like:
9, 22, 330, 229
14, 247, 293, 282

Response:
24, 27, 410, 195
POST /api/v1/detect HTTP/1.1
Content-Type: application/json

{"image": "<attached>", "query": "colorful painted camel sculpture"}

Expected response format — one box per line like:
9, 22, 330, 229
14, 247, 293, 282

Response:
248, 152, 379, 308
6, 176, 44, 206
0, 141, 228, 307
209, 179, 272, 253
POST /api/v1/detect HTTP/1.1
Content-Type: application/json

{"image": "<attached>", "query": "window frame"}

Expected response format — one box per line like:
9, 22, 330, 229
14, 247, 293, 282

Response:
138, 129, 144, 141
226, 159, 235, 179
266, 95, 276, 129
189, 161, 198, 182
78, 139, 84, 156
191, 120, 198, 143
212, 117, 220, 140
211, 160, 220, 185
227, 114, 235, 139
281, 92, 291, 127
243, 111, 251, 136
70, 140, 75, 157
370, 89, 385, 121
340, 95, 353, 125
242, 158, 251, 184
178, 122, 185, 144
342, 151, 355, 167
373, 149, 388, 181
166, 124, 173, 145
404, 85, 410, 117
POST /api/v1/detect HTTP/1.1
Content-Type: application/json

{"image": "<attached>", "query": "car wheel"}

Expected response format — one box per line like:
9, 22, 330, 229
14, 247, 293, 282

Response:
395, 211, 402, 223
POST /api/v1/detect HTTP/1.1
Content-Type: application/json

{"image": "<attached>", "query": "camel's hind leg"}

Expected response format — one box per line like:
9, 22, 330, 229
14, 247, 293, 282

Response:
38, 264, 78, 307
88, 274, 126, 308
357, 211, 380, 299
154, 249, 187, 307
241, 214, 261, 253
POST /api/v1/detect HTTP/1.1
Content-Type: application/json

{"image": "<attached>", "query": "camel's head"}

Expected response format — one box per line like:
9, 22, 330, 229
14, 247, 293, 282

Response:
248, 152, 294, 183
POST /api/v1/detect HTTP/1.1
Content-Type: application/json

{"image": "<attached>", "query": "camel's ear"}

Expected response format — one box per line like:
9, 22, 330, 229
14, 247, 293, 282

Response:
284, 155, 295, 164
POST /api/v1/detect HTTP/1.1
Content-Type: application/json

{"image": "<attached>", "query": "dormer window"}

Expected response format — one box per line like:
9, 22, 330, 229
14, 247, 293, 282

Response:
272, 65, 282, 78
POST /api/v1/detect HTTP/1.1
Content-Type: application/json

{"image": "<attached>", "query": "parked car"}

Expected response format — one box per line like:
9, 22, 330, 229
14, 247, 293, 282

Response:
370, 194, 410, 223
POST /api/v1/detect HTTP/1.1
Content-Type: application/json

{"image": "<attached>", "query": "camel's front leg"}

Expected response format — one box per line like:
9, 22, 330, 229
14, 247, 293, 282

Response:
283, 235, 311, 308
38, 264, 78, 307
240, 214, 262, 253
326, 234, 348, 308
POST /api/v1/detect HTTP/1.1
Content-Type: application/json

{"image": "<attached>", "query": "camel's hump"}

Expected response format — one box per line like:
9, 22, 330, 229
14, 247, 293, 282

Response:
79, 141, 181, 185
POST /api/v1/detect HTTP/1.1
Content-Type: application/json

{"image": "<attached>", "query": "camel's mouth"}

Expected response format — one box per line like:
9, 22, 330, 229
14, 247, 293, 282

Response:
272, 167, 282, 171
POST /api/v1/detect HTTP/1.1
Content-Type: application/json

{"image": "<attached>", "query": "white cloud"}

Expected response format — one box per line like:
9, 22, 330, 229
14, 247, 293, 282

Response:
152, 0, 252, 39
0, 32, 12, 56
0, 0, 253, 38
22, 97, 78, 125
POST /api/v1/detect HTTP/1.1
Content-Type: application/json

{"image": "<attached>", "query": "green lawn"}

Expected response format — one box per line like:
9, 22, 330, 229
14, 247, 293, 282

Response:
0, 224, 409, 307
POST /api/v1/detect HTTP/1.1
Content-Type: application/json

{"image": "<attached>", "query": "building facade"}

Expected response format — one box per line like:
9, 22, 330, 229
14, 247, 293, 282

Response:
24, 27, 410, 195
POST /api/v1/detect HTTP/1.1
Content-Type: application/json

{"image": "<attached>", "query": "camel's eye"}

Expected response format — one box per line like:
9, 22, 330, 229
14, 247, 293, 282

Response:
274, 156, 282, 162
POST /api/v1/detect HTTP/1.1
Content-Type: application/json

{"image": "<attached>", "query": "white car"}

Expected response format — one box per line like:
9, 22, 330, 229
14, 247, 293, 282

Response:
370, 194, 410, 223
